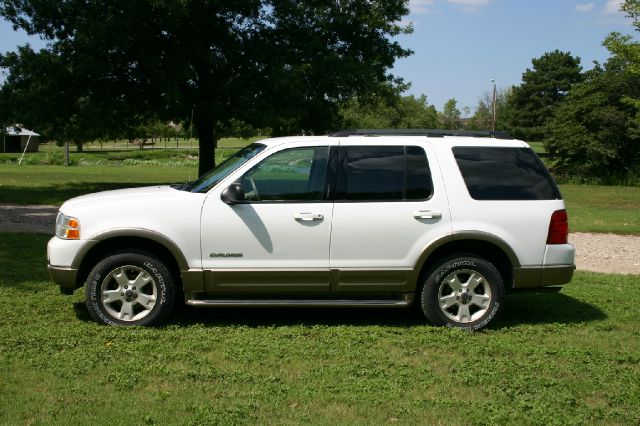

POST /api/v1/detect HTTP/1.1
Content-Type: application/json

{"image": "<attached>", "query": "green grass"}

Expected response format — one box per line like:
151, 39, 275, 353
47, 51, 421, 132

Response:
0, 233, 638, 424
561, 184, 640, 234
527, 141, 546, 154
0, 164, 197, 205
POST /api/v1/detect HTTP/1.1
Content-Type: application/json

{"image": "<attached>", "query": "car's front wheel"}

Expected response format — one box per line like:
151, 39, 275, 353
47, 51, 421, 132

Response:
420, 254, 504, 330
85, 251, 175, 326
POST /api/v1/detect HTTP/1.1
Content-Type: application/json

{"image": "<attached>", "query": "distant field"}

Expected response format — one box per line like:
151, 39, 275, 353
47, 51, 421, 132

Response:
0, 233, 638, 425
1, 137, 262, 166
561, 184, 640, 235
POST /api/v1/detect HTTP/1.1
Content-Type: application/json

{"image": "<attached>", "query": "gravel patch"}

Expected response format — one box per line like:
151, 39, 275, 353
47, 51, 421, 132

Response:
570, 232, 640, 275
0, 204, 638, 275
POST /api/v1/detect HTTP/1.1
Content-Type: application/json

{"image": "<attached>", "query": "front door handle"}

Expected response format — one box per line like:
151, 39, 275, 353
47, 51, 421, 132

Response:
413, 210, 442, 219
294, 212, 324, 221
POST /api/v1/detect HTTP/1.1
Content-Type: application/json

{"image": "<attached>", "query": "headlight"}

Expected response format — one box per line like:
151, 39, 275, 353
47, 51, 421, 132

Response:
55, 212, 80, 239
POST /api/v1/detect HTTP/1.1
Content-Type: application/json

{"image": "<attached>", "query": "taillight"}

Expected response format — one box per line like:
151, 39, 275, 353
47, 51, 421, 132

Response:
547, 209, 569, 244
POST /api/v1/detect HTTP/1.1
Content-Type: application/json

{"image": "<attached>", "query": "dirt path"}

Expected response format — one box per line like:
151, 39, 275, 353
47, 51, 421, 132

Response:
0, 204, 59, 234
0, 204, 638, 275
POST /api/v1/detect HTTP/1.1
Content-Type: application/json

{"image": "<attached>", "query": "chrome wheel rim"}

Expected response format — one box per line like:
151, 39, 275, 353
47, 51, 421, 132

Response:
438, 269, 492, 324
101, 265, 157, 322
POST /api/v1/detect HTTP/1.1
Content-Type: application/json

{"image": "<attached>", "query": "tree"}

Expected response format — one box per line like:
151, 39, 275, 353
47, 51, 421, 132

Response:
622, 0, 640, 30
0, 46, 132, 151
338, 94, 438, 129
507, 50, 583, 141
606, 2, 640, 122
440, 98, 460, 129
0, 1, 412, 176
545, 49, 640, 181
396, 95, 439, 128
466, 88, 513, 131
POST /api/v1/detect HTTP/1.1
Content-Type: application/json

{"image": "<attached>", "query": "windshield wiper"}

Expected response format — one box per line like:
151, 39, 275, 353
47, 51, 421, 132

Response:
170, 182, 191, 191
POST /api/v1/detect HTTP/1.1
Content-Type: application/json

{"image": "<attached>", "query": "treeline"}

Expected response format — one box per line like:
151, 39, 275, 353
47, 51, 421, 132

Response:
1, 0, 639, 183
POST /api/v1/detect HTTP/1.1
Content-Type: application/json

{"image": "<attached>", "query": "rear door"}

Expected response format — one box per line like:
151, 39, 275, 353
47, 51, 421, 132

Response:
329, 141, 452, 293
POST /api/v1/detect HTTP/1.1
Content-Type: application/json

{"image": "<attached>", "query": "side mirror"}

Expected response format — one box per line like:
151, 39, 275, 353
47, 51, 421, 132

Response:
221, 181, 245, 204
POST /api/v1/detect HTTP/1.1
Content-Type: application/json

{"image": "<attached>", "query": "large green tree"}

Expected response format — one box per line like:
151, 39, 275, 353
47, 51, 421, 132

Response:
0, 0, 411, 175
545, 44, 640, 182
0, 46, 142, 151
507, 50, 583, 141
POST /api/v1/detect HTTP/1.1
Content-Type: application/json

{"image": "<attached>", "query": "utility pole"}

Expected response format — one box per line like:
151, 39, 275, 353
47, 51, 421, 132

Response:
491, 78, 497, 133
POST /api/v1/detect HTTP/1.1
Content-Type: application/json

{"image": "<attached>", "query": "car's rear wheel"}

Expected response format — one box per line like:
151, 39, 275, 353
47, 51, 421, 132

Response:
85, 251, 175, 326
420, 254, 504, 330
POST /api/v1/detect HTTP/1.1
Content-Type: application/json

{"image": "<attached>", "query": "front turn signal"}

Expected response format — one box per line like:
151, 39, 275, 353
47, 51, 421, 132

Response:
55, 213, 81, 240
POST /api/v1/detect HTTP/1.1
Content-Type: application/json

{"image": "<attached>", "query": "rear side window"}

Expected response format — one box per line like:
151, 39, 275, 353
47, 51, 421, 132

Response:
336, 146, 432, 201
453, 147, 561, 200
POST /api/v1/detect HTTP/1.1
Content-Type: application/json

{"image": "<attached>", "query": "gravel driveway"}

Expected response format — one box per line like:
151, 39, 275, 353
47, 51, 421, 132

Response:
1, 204, 638, 275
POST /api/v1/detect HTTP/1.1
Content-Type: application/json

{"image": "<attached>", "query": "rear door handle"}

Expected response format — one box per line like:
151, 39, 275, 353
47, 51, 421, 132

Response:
294, 212, 324, 221
413, 210, 442, 219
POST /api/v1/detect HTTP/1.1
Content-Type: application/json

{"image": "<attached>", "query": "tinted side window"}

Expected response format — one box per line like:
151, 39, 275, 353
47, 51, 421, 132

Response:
242, 146, 329, 201
336, 146, 433, 201
453, 147, 561, 200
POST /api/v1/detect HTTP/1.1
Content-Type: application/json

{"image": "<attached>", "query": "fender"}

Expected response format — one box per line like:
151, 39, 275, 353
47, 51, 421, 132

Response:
412, 231, 520, 285
71, 228, 190, 271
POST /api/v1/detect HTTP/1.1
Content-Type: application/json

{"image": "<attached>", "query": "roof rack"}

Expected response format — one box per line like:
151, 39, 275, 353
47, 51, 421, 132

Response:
330, 129, 513, 139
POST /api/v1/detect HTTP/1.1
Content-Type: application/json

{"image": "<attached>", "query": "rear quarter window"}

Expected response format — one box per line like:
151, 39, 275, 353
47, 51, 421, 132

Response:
452, 147, 561, 200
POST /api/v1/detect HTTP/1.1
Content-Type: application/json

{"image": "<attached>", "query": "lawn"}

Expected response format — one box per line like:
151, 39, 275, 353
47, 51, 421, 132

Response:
561, 184, 640, 234
0, 233, 638, 425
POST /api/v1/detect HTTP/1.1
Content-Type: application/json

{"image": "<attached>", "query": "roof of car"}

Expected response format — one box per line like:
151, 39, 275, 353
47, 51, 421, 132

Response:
255, 134, 529, 149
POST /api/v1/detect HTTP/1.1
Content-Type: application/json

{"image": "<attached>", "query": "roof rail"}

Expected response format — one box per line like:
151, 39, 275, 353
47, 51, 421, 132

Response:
330, 129, 513, 139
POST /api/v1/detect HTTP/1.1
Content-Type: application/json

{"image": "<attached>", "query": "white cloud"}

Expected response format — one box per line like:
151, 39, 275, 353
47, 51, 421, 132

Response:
446, 0, 492, 13
575, 3, 595, 13
604, 0, 624, 14
408, 0, 435, 15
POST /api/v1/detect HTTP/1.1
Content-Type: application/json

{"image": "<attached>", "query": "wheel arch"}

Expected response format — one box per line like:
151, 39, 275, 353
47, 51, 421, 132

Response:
72, 229, 188, 289
414, 232, 519, 290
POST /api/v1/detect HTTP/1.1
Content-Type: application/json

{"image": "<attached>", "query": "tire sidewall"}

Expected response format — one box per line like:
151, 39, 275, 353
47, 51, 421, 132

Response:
421, 255, 504, 331
85, 252, 175, 326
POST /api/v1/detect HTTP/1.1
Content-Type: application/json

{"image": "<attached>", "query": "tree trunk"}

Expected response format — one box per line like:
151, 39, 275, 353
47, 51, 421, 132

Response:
76, 142, 84, 152
195, 112, 217, 177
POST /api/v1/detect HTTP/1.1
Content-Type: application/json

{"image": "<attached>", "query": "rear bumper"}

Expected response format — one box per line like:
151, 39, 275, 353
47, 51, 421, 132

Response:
513, 264, 575, 288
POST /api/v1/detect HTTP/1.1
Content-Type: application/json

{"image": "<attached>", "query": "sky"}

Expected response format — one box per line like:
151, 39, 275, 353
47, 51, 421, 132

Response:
394, 0, 635, 111
0, 0, 637, 114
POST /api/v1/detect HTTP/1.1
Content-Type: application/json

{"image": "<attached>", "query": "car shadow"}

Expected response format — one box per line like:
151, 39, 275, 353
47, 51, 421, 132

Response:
167, 293, 606, 329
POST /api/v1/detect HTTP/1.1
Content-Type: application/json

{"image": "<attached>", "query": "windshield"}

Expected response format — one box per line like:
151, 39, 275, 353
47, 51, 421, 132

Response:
189, 143, 267, 193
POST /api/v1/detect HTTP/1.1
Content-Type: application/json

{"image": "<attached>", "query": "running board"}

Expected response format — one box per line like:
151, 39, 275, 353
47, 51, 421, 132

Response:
186, 296, 413, 308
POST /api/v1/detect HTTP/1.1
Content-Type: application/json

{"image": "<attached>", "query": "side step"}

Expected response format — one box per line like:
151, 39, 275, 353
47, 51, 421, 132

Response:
186, 296, 413, 308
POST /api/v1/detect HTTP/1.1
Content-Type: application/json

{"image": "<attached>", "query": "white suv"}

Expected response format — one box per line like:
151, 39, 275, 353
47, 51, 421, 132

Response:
47, 130, 575, 330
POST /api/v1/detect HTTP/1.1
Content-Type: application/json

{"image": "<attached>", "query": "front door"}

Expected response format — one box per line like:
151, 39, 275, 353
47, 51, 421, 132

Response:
201, 144, 334, 294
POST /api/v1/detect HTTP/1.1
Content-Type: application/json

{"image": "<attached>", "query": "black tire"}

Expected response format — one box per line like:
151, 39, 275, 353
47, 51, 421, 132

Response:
85, 251, 175, 326
420, 254, 504, 331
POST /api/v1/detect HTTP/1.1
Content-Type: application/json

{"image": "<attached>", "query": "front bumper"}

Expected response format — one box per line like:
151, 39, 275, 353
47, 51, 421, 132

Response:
47, 236, 84, 291
48, 265, 79, 289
